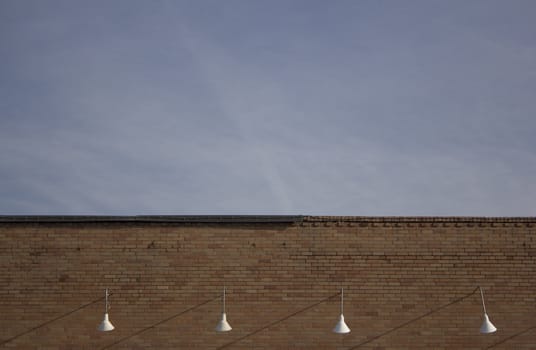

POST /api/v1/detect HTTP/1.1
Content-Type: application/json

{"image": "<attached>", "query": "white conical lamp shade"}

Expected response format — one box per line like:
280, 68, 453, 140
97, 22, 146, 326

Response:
333, 314, 351, 334
480, 313, 497, 334
98, 313, 115, 332
215, 312, 232, 332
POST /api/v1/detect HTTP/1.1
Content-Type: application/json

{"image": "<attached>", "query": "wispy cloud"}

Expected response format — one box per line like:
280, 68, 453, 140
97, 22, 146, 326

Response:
0, 1, 535, 215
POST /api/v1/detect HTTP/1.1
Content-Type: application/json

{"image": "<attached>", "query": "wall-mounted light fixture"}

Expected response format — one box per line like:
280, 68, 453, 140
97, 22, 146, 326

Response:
478, 286, 497, 334
333, 288, 351, 334
215, 286, 232, 332
97, 289, 115, 332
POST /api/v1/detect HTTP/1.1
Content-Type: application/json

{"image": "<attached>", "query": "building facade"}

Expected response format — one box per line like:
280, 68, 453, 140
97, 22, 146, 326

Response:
0, 215, 535, 349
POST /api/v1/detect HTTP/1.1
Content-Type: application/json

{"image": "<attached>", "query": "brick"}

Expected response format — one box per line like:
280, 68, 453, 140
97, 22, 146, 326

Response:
0, 216, 535, 349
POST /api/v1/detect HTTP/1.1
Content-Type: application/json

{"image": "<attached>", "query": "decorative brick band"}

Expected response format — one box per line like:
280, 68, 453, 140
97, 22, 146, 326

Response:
303, 216, 536, 223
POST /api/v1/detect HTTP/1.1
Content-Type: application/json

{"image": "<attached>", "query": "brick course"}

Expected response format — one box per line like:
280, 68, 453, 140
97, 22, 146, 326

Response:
0, 216, 535, 349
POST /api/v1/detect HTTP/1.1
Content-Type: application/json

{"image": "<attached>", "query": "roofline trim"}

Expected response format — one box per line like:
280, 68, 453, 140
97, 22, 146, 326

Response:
0, 215, 535, 224
304, 216, 536, 223
0, 215, 304, 223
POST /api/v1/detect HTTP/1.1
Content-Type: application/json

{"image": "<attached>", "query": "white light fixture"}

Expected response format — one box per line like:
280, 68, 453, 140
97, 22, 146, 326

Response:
97, 288, 115, 332
478, 286, 497, 334
215, 286, 232, 332
333, 288, 351, 334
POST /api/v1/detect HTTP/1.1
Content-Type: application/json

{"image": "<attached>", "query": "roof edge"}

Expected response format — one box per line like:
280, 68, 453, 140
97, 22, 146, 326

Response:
0, 215, 535, 224
304, 216, 536, 223
0, 215, 304, 224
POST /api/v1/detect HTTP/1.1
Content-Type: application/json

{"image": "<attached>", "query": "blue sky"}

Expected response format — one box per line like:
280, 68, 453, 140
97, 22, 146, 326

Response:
1, 0, 535, 215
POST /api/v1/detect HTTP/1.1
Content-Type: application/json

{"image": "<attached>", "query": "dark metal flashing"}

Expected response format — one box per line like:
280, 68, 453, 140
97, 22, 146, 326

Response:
0, 215, 304, 224
0, 215, 535, 224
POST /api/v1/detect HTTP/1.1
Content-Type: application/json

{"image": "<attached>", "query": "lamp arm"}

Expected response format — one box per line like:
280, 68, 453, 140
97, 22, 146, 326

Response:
341, 288, 344, 315
479, 286, 487, 314
223, 286, 226, 314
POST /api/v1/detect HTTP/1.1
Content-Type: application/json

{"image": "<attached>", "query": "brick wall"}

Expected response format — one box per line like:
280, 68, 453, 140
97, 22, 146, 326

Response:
0, 216, 535, 349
